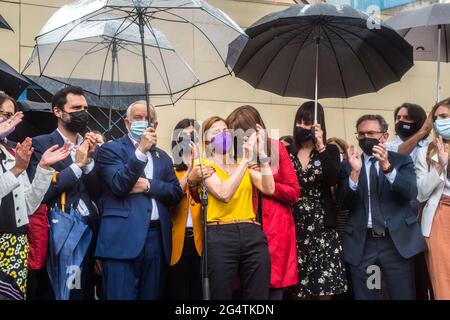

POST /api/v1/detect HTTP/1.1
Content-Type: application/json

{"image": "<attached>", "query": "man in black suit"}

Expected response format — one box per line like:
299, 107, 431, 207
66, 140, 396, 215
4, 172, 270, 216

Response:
27, 86, 103, 300
339, 114, 426, 300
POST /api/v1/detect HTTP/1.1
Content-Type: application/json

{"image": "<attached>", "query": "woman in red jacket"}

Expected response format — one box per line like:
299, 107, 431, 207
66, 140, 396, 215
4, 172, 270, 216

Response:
226, 105, 301, 300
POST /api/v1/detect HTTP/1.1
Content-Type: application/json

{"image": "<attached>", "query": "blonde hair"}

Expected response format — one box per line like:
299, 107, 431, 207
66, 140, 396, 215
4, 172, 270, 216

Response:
201, 116, 227, 158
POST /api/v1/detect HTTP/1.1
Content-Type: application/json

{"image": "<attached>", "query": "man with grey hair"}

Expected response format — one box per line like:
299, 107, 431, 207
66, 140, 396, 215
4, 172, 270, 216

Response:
339, 114, 426, 300
95, 100, 182, 300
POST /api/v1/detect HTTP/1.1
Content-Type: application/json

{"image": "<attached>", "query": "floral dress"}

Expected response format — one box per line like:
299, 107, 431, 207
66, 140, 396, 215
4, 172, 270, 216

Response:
290, 151, 347, 297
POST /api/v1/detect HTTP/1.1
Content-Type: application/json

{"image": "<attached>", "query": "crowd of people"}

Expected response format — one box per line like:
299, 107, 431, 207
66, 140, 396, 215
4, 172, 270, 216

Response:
1, 85, 450, 300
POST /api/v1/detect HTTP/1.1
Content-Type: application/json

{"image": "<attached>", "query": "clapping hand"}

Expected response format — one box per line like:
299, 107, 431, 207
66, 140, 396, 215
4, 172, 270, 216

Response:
39, 141, 71, 169
11, 137, 33, 177
0, 112, 23, 137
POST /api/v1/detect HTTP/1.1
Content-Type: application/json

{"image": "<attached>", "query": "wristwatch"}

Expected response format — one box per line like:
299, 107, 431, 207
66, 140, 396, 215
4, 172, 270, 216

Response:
382, 164, 394, 174
145, 180, 151, 194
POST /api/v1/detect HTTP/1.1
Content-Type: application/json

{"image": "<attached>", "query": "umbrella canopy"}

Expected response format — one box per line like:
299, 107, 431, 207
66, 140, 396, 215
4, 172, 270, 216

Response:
29, 0, 246, 108
47, 207, 93, 300
0, 14, 13, 31
386, 2, 450, 101
227, 3, 413, 101
0, 58, 30, 98
27, 19, 198, 106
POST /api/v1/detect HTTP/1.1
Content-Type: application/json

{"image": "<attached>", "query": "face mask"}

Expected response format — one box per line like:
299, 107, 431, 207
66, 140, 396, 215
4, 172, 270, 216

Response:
358, 137, 380, 156
130, 120, 149, 141
210, 131, 232, 154
435, 118, 450, 140
0, 116, 15, 140
294, 126, 312, 145
62, 110, 89, 134
395, 121, 419, 140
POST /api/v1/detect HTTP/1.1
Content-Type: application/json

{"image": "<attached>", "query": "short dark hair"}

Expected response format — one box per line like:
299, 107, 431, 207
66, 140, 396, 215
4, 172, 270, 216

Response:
356, 114, 389, 133
279, 135, 294, 145
52, 86, 85, 110
292, 101, 327, 152
394, 103, 426, 126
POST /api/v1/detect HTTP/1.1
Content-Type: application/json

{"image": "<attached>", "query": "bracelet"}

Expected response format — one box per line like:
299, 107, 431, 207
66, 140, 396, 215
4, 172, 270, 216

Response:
259, 156, 271, 164
317, 146, 326, 153
145, 180, 151, 194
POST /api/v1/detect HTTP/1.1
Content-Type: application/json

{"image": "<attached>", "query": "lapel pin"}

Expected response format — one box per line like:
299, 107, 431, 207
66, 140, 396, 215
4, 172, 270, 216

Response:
156, 151, 160, 158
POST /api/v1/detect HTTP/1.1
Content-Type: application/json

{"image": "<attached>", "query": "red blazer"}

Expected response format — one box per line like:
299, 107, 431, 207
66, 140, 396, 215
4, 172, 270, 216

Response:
253, 139, 301, 288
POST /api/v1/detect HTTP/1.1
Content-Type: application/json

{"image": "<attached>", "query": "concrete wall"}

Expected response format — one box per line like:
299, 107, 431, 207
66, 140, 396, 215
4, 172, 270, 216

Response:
0, 0, 448, 152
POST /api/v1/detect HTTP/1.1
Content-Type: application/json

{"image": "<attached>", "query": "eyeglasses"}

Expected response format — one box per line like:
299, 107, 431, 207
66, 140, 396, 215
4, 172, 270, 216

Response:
355, 131, 385, 140
0, 110, 13, 119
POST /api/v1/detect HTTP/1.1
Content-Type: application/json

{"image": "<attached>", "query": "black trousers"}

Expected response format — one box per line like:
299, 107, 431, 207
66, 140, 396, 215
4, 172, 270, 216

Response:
207, 223, 270, 300
166, 234, 202, 300
350, 233, 416, 300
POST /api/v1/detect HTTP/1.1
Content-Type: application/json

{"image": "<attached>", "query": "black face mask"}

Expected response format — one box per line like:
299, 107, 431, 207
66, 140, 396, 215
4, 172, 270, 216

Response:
358, 137, 380, 156
294, 127, 312, 145
62, 110, 89, 134
395, 121, 419, 140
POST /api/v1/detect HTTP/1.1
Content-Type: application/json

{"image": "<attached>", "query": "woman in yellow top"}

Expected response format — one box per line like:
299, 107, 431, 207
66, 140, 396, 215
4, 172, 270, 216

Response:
166, 119, 215, 300
199, 116, 275, 300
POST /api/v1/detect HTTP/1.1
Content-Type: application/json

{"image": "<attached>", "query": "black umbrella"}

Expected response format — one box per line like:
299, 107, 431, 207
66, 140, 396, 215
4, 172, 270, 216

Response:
0, 59, 30, 98
386, 2, 450, 102
227, 3, 414, 122
0, 14, 13, 31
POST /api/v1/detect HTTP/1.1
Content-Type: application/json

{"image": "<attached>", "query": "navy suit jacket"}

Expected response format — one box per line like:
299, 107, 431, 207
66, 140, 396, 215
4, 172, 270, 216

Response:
338, 151, 426, 266
94, 135, 182, 263
27, 130, 100, 225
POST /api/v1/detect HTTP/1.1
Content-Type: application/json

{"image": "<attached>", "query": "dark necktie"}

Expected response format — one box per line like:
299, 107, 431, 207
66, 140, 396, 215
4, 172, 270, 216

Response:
369, 158, 385, 235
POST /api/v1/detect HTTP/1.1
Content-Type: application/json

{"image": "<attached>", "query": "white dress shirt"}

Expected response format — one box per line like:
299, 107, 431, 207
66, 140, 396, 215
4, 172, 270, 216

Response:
349, 153, 397, 228
385, 137, 428, 165
130, 134, 159, 221
57, 129, 94, 216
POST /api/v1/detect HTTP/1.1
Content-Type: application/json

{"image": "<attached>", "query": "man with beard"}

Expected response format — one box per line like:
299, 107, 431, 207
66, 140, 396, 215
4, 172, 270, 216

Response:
339, 114, 426, 300
27, 86, 103, 300
385, 103, 431, 164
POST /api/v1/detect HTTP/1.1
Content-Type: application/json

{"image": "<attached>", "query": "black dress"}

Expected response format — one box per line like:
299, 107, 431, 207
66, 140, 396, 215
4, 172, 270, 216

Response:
290, 150, 347, 297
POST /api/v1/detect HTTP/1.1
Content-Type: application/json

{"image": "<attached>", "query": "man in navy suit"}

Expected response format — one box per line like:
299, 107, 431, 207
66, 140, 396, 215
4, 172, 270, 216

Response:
339, 114, 426, 300
95, 101, 182, 300
27, 86, 103, 300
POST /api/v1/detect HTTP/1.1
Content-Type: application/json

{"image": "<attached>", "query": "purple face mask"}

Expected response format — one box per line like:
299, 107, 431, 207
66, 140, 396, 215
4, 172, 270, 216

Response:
210, 131, 232, 154
0, 116, 15, 140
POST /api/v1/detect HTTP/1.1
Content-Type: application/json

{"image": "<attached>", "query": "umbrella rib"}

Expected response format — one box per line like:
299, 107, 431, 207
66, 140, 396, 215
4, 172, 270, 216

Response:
150, 9, 230, 67
322, 25, 348, 98
328, 23, 401, 80
234, 24, 306, 75
97, 15, 135, 96
329, 21, 411, 71
66, 41, 109, 82
143, 16, 174, 101
324, 25, 378, 92
37, 8, 116, 75
254, 26, 313, 89
281, 26, 315, 97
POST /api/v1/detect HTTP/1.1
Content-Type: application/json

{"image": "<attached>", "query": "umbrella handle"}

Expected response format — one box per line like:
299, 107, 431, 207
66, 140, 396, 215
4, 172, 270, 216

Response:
52, 172, 66, 213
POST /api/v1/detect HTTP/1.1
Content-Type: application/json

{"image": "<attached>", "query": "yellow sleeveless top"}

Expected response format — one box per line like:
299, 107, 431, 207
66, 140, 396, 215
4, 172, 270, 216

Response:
197, 159, 255, 223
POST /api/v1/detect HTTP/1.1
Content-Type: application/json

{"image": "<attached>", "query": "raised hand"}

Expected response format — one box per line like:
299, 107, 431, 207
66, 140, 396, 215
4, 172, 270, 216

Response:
138, 127, 157, 153
39, 141, 71, 169
255, 124, 267, 157
436, 135, 449, 168
11, 137, 33, 176
0, 112, 24, 137
372, 144, 390, 171
188, 164, 215, 185
313, 123, 325, 151
75, 140, 90, 168
347, 144, 362, 172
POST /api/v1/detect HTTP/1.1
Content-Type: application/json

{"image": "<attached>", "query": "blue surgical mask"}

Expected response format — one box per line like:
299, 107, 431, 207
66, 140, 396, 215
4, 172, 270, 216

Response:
435, 118, 450, 140
130, 120, 148, 141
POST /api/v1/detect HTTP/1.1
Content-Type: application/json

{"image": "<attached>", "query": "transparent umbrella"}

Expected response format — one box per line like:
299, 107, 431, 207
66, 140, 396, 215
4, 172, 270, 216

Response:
24, 18, 199, 131
27, 0, 246, 120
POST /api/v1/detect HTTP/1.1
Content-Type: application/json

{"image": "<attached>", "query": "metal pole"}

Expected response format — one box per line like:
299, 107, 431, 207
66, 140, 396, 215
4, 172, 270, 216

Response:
436, 24, 442, 102
138, 8, 151, 122
314, 37, 320, 124
108, 40, 117, 138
